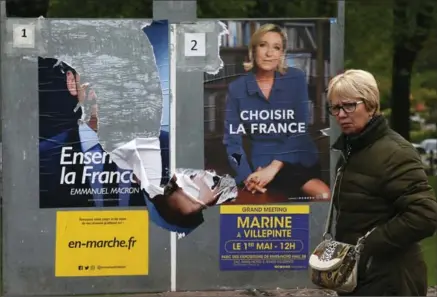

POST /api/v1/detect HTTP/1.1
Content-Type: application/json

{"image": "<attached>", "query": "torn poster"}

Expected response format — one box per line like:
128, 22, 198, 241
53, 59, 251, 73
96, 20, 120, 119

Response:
154, 169, 238, 237
175, 21, 228, 75
110, 134, 239, 236
38, 19, 236, 238
38, 20, 167, 208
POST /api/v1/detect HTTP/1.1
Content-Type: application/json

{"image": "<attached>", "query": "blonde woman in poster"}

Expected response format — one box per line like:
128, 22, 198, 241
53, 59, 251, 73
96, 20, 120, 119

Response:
223, 23, 330, 201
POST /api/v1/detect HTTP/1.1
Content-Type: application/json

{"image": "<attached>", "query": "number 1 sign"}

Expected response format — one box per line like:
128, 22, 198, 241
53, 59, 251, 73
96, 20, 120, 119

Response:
12, 24, 35, 48
184, 33, 206, 57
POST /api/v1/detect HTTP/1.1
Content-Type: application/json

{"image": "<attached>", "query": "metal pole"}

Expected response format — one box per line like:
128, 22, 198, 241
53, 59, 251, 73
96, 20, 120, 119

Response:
0, 0, 6, 291
329, 0, 345, 186
152, 1, 198, 292
0, 0, 5, 142
168, 22, 178, 292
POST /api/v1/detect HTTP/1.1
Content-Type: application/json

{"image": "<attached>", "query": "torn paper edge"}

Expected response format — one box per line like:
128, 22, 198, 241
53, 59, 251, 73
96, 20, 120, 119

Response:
141, 22, 151, 31
169, 173, 206, 207
171, 168, 238, 206
141, 22, 161, 84
141, 21, 159, 81
141, 21, 167, 138
205, 21, 229, 75
108, 137, 164, 198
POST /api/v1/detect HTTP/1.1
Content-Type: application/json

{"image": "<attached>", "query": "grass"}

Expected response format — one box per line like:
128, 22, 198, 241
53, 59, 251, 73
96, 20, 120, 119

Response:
423, 176, 437, 286
422, 235, 437, 286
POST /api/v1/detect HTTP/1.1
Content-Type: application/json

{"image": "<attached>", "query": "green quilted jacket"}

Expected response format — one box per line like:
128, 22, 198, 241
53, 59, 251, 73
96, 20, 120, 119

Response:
332, 115, 437, 296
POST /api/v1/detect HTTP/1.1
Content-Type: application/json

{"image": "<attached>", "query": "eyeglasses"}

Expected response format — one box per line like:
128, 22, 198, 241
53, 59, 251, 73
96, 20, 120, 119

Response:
328, 100, 364, 116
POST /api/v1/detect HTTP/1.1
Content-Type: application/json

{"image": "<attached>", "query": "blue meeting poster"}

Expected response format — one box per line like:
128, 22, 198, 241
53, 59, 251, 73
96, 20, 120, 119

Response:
219, 205, 310, 271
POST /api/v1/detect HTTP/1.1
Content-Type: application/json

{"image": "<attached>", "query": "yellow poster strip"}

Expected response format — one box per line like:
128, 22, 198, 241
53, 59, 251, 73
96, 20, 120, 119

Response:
220, 204, 310, 215
55, 210, 149, 277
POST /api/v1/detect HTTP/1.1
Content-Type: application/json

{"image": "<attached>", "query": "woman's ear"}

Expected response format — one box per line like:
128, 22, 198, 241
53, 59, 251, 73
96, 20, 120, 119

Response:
66, 71, 78, 96
367, 105, 377, 117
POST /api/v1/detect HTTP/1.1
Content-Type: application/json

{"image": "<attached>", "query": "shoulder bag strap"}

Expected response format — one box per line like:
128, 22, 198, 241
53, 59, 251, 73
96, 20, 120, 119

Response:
322, 191, 336, 240
322, 167, 341, 240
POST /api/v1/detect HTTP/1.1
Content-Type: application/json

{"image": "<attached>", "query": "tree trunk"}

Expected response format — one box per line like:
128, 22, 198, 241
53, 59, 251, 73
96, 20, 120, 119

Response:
390, 0, 436, 141
390, 45, 416, 140
316, 0, 334, 17
249, 0, 271, 18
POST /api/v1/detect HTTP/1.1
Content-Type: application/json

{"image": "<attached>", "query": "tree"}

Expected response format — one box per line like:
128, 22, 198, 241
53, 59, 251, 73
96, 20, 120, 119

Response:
47, 0, 153, 17
5, 0, 49, 17
343, 1, 393, 109
390, 0, 437, 140
197, 0, 256, 18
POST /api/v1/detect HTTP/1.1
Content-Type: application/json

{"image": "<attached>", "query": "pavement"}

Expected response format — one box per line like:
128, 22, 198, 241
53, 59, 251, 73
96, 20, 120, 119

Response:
91, 289, 336, 296
95, 286, 437, 296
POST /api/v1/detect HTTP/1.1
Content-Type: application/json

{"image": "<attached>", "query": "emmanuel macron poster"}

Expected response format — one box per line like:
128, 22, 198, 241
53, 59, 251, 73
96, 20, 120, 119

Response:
38, 20, 170, 209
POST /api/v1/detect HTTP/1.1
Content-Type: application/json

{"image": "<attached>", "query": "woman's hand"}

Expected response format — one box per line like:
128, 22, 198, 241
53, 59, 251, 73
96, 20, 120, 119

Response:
245, 161, 284, 193
247, 166, 276, 188
244, 178, 266, 194
244, 167, 271, 194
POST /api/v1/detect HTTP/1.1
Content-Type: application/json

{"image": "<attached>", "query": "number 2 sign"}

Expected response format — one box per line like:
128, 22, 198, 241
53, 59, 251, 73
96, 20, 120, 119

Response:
184, 33, 206, 57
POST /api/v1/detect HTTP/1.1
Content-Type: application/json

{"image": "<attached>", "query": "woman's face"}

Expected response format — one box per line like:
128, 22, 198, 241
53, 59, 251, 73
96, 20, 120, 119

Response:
329, 98, 372, 135
254, 31, 284, 72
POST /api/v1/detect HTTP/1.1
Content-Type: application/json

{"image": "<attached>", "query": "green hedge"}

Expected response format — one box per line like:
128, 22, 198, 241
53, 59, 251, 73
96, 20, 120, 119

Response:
410, 130, 437, 143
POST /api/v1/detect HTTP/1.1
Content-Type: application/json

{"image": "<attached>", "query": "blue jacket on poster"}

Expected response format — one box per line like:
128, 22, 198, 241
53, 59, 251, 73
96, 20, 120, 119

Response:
223, 67, 320, 184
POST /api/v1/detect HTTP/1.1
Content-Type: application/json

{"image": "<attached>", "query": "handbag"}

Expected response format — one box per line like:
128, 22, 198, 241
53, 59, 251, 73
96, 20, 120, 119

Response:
309, 190, 374, 293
